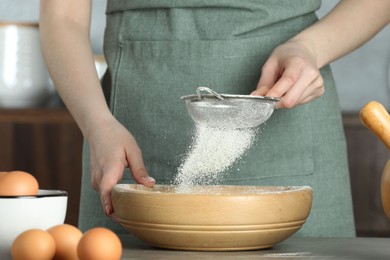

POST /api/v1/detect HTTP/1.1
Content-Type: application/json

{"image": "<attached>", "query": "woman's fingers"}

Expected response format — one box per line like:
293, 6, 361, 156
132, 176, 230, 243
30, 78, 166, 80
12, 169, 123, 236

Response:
97, 145, 155, 216
126, 145, 155, 187
257, 56, 324, 109
93, 149, 154, 217
98, 162, 125, 215
253, 58, 279, 96
273, 64, 322, 108
255, 39, 326, 108
87, 119, 155, 217
266, 58, 305, 98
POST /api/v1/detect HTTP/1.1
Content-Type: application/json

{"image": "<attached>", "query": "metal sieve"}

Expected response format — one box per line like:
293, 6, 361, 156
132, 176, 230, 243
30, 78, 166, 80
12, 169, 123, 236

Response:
181, 87, 280, 129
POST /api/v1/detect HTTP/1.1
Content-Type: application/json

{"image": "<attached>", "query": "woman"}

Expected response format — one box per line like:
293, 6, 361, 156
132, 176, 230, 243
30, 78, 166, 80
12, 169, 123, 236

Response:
40, 0, 390, 237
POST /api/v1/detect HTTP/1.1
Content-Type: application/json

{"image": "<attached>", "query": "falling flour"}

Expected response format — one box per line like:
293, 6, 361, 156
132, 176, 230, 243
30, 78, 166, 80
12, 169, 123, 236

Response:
174, 124, 257, 193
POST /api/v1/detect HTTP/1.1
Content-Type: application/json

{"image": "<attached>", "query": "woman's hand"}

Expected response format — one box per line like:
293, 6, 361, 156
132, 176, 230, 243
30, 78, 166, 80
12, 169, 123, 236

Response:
40, 0, 157, 218
87, 118, 155, 216
252, 40, 324, 109
252, 0, 390, 109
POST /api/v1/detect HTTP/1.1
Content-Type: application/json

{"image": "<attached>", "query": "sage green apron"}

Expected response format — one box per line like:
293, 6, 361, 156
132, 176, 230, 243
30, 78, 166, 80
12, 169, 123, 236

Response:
79, 0, 356, 238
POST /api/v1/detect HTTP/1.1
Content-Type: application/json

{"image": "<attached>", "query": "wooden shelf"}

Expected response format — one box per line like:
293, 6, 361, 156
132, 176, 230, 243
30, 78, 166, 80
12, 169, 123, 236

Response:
0, 108, 75, 124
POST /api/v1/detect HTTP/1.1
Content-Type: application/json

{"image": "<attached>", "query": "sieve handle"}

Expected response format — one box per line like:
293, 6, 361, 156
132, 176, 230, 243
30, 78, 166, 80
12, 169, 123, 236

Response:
196, 87, 224, 100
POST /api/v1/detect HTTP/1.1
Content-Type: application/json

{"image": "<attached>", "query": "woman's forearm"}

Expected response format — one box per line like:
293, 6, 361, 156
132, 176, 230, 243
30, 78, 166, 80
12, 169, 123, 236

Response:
292, 0, 390, 68
39, 0, 114, 138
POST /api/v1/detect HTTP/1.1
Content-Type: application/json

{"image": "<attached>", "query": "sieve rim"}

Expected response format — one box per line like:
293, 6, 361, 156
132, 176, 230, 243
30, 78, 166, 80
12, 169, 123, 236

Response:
180, 94, 280, 103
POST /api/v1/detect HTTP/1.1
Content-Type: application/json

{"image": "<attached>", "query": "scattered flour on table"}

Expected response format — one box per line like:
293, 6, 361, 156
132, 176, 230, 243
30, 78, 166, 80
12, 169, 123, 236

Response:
174, 124, 257, 193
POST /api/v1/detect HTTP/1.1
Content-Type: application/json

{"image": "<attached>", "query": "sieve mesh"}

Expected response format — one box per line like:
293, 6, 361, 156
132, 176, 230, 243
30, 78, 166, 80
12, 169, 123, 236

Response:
181, 87, 279, 129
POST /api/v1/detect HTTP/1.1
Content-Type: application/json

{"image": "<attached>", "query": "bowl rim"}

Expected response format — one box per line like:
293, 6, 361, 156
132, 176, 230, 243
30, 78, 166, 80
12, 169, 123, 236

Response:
113, 184, 312, 196
0, 189, 68, 199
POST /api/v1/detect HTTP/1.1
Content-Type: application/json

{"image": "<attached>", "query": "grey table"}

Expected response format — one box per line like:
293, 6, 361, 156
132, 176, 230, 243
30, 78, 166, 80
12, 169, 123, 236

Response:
120, 235, 390, 260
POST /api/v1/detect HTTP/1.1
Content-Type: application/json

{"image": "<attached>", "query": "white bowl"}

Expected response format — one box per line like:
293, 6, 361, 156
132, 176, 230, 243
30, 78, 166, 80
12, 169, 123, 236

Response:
0, 190, 67, 260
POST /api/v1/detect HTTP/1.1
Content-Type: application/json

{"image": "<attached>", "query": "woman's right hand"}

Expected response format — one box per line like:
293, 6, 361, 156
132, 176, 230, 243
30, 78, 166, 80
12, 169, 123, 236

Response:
252, 39, 324, 109
87, 117, 155, 216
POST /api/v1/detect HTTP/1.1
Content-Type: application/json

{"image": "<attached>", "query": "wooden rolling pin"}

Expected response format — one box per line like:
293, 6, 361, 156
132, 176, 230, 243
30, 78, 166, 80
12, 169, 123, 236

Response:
360, 101, 390, 220
360, 101, 390, 150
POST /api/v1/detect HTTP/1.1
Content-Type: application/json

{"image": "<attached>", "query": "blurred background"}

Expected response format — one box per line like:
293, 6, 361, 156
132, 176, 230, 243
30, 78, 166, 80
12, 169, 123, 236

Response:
0, 0, 389, 236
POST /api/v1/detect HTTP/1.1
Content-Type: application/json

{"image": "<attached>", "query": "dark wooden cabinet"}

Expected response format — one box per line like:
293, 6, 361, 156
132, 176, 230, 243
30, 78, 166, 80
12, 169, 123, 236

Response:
0, 108, 389, 236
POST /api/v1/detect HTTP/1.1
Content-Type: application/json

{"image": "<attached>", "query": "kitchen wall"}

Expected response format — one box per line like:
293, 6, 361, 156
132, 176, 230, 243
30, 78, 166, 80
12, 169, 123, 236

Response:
2, 0, 389, 111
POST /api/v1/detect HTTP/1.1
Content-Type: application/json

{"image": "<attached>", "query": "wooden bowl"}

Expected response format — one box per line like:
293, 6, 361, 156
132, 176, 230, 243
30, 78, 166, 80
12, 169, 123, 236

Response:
112, 184, 312, 251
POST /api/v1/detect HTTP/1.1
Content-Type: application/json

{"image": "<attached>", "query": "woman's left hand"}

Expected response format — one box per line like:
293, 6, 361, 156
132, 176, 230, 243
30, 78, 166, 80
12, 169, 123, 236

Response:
252, 40, 324, 109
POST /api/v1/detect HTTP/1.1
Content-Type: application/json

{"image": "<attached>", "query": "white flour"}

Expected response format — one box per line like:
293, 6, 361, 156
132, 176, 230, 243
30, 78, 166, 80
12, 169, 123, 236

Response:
174, 124, 257, 193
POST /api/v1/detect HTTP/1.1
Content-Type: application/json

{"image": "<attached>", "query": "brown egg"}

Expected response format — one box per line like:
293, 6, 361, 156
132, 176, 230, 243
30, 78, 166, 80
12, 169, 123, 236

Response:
77, 227, 122, 260
0, 171, 39, 196
48, 224, 83, 260
12, 229, 56, 260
